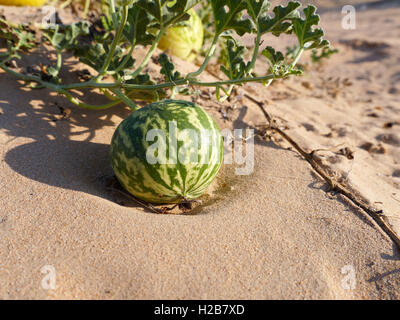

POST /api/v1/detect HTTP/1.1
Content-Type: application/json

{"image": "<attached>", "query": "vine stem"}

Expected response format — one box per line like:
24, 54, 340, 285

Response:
96, 3, 129, 79
186, 35, 218, 79
125, 28, 165, 81
247, 30, 261, 74
59, 0, 72, 9
58, 89, 123, 110
83, 0, 91, 17
0, 62, 57, 90
109, 0, 116, 14
56, 50, 62, 73
59, 74, 277, 91
290, 47, 305, 69
108, 0, 118, 27
111, 88, 139, 111
0, 62, 125, 110
0, 59, 282, 109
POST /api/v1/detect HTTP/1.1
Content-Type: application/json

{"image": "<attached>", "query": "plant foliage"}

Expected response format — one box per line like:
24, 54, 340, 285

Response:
0, 0, 330, 110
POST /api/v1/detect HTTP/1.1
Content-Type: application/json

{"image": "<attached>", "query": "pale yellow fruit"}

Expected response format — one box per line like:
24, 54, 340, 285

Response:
158, 9, 204, 62
0, 0, 47, 6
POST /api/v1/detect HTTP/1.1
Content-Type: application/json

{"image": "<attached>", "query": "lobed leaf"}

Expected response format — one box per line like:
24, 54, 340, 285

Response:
220, 36, 249, 80
125, 6, 156, 46
262, 46, 284, 66
136, 0, 163, 23
311, 47, 339, 63
76, 42, 109, 71
245, 0, 270, 23
135, 0, 201, 28
211, 0, 253, 36
158, 53, 183, 82
45, 22, 91, 52
0, 17, 36, 52
258, 1, 301, 36
292, 5, 329, 49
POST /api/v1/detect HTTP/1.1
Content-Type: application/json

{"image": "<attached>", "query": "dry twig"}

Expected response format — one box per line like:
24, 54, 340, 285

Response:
244, 93, 400, 250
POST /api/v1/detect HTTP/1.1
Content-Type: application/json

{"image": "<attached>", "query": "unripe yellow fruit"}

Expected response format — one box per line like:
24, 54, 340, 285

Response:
0, 0, 47, 6
158, 9, 204, 62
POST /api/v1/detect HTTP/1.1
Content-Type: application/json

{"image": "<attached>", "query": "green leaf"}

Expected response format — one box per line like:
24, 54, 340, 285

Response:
125, 6, 156, 46
258, 1, 301, 36
211, 0, 253, 36
220, 36, 249, 80
262, 46, 301, 77
136, 0, 163, 22
158, 53, 183, 82
76, 42, 108, 71
163, 0, 203, 26
46, 66, 59, 78
262, 46, 284, 66
311, 46, 339, 63
292, 5, 329, 49
245, 0, 270, 24
77, 42, 125, 75
45, 22, 91, 51
135, 0, 201, 27
0, 0, 332, 108
166, 0, 201, 12
0, 17, 36, 52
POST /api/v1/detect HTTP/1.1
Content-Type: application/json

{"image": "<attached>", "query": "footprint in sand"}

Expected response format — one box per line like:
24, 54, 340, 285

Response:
388, 87, 399, 95
359, 142, 386, 154
376, 133, 400, 147
393, 170, 400, 178
302, 122, 316, 132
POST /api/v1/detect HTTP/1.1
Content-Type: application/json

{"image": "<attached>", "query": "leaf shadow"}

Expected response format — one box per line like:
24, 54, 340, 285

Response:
0, 59, 152, 210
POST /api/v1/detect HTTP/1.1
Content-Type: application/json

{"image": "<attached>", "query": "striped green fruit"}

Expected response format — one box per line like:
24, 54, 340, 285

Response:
110, 99, 223, 204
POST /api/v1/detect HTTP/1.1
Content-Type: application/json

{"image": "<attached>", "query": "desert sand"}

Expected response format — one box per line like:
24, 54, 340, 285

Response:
0, 1, 400, 299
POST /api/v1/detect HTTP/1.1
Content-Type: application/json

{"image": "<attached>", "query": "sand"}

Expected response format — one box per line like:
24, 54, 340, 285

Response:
1, 1, 400, 299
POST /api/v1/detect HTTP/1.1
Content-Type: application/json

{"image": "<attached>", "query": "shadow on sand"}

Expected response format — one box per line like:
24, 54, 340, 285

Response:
0, 55, 135, 205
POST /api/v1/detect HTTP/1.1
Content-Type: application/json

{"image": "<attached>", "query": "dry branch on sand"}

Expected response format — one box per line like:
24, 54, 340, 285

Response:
245, 93, 400, 250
